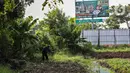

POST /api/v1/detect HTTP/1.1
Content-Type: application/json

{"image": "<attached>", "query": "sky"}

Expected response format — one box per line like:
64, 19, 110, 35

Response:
25, 0, 130, 28
25, 0, 75, 19
25, 0, 130, 19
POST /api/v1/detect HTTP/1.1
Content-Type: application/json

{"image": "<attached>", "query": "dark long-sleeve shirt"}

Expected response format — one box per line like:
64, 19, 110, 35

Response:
42, 46, 51, 54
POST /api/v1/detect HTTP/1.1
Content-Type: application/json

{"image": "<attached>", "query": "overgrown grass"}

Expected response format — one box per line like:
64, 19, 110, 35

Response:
52, 51, 95, 71
34, 51, 95, 72
0, 65, 16, 73
99, 58, 130, 73
52, 51, 117, 73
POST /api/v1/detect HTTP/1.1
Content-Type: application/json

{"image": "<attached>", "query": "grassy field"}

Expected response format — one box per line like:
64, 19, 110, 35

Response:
52, 51, 93, 66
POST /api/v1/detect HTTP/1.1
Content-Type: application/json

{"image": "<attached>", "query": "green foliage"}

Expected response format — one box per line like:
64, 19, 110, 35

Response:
52, 51, 94, 73
10, 16, 39, 60
0, 0, 34, 19
53, 51, 93, 66
62, 24, 93, 55
106, 4, 130, 29
94, 48, 130, 52
37, 8, 93, 55
0, 65, 16, 73
44, 8, 68, 29
79, 42, 93, 56
93, 44, 130, 53
0, 0, 92, 64
100, 59, 130, 73
77, 23, 98, 30
106, 15, 120, 29
42, 0, 63, 10
4, 0, 15, 12
0, 29, 13, 59
37, 8, 68, 50
0, 16, 39, 61
68, 17, 75, 25
0, 0, 40, 63
94, 44, 130, 50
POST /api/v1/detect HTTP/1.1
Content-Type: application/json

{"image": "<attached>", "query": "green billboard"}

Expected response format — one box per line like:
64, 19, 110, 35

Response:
75, 0, 109, 24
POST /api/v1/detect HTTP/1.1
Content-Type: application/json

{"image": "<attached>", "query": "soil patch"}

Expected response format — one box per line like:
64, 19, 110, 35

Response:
22, 61, 87, 73
94, 52, 130, 59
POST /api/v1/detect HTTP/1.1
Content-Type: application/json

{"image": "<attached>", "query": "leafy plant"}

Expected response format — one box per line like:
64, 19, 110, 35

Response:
100, 59, 130, 73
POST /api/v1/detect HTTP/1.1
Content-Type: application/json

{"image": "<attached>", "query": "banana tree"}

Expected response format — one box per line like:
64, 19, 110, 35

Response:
9, 16, 39, 59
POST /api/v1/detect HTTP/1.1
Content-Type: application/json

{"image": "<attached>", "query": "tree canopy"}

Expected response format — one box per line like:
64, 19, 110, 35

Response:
106, 4, 130, 29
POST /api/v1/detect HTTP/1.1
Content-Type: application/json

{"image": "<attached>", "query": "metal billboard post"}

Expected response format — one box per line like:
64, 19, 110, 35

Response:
92, 14, 94, 30
82, 0, 85, 44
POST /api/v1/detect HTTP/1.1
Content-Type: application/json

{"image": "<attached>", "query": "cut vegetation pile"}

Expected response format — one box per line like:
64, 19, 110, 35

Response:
22, 62, 87, 73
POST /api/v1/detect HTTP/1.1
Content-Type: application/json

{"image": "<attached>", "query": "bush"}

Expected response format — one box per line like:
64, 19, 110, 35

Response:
68, 44, 82, 55
80, 42, 94, 57
0, 65, 16, 73
0, 29, 13, 61
67, 41, 94, 57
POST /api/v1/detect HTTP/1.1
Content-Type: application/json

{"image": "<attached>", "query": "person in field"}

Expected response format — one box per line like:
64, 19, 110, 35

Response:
42, 45, 51, 61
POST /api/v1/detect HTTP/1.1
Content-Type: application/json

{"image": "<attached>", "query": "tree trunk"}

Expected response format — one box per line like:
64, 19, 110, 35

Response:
126, 20, 130, 29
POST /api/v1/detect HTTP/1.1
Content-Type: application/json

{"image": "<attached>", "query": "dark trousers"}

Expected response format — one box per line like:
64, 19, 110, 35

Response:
42, 53, 48, 61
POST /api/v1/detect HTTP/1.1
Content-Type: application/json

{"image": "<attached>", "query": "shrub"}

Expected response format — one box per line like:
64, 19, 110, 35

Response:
0, 65, 16, 73
80, 42, 94, 56
67, 41, 94, 57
